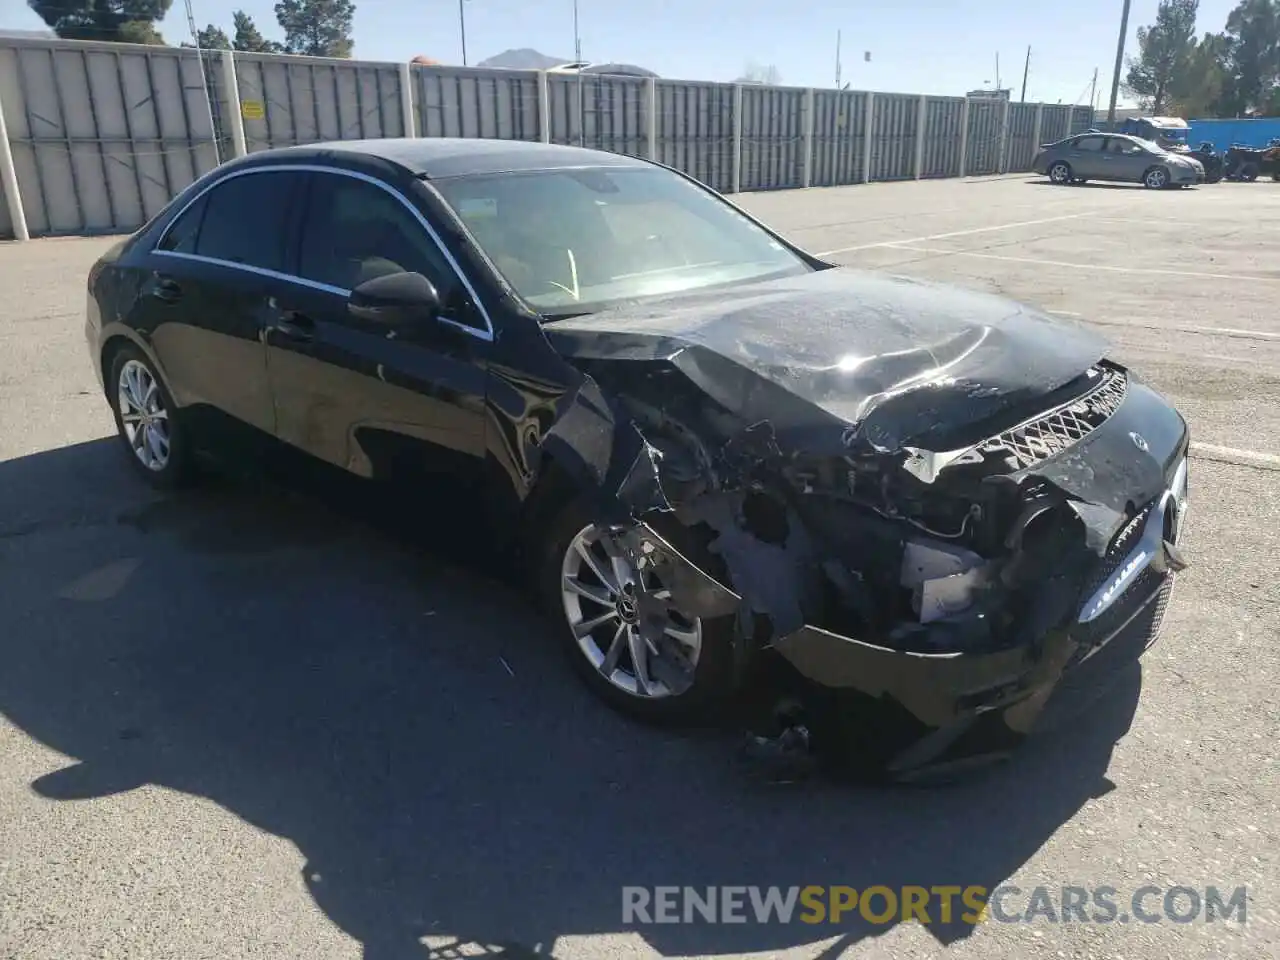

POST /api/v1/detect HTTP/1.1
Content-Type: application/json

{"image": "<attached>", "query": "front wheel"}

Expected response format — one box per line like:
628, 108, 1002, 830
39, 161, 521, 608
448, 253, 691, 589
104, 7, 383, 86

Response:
538, 498, 737, 722
107, 345, 194, 489
1048, 161, 1073, 185
1143, 166, 1170, 189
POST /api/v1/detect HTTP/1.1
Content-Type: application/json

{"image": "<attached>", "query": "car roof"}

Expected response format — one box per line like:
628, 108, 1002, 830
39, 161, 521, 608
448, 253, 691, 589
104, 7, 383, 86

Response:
259, 137, 652, 179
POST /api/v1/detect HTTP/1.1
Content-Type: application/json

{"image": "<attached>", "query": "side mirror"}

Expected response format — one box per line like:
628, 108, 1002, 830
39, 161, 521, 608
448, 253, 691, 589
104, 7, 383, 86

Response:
347, 271, 441, 327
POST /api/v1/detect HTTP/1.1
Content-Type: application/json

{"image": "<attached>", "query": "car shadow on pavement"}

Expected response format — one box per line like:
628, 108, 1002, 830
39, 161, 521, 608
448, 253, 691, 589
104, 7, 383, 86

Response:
0, 437, 1143, 959
1025, 179, 1155, 190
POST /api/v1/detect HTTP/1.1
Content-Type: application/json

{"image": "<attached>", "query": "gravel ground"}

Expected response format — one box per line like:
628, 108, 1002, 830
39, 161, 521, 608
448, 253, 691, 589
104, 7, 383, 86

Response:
0, 173, 1276, 960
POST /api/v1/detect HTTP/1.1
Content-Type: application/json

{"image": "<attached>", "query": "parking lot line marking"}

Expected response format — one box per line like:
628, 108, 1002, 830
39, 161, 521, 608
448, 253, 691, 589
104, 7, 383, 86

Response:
1052, 314, 1280, 343
884, 243, 1280, 283
1190, 442, 1280, 472
814, 214, 1086, 256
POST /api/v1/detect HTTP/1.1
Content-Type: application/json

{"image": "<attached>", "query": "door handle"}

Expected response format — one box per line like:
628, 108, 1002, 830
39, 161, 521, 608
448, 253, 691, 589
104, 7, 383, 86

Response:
152, 277, 183, 302
272, 310, 315, 342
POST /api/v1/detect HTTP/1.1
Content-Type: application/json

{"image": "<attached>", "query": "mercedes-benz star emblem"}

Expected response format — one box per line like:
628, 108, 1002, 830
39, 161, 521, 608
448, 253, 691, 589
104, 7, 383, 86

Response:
1129, 432, 1149, 452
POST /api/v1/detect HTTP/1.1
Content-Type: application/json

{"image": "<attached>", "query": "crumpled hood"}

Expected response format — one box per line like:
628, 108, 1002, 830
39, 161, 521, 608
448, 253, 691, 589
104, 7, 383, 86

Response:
543, 267, 1108, 453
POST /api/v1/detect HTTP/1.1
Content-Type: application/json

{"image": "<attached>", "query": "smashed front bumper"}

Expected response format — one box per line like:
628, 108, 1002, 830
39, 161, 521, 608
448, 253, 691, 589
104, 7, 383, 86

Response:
646, 384, 1190, 781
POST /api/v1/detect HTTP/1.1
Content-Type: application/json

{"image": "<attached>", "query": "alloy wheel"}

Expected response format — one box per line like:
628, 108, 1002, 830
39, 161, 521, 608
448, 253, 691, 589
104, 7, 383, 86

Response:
1145, 168, 1168, 188
1049, 162, 1070, 184
117, 359, 171, 472
560, 523, 703, 699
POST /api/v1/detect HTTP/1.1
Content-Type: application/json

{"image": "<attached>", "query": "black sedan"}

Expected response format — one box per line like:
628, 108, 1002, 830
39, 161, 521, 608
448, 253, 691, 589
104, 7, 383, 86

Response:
85, 138, 1190, 779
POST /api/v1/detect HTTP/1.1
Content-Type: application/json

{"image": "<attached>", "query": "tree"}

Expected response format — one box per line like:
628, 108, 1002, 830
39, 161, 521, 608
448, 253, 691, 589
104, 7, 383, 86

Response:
27, 0, 171, 44
1170, 32, 1232, 116
737, 61, 782, 85
1124, 0, 1200, 113
1220, 0, 1280, 115
274, 0, 355, 58
185, 25, 231, 50
233, 10, 283, 53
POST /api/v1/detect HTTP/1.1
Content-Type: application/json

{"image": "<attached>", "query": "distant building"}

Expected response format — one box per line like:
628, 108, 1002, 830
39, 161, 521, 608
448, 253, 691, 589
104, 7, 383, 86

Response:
476, 49, 658, 77
548, 61, 659, 79
966, 87, 1012, 101
0, 28, 57, 40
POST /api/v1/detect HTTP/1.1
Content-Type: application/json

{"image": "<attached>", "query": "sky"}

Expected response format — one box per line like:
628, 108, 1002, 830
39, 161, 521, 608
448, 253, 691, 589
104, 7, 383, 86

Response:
0, 0, 1248, 107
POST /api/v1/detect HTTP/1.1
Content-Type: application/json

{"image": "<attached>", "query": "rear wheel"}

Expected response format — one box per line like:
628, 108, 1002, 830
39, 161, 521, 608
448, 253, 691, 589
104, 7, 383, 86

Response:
1048, 161, 1072, 185
107, 345, 194, 489
1143, 166, 1170, 189
538, 497, 737, 722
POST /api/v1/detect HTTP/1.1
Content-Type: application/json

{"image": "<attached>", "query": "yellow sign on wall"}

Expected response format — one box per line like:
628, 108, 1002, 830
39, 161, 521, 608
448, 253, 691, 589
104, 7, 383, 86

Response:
240, 100, 265, 121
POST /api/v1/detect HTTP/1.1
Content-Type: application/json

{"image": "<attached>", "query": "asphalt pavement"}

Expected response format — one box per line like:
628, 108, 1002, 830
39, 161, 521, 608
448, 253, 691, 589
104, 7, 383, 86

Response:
0, 174, 1276, 960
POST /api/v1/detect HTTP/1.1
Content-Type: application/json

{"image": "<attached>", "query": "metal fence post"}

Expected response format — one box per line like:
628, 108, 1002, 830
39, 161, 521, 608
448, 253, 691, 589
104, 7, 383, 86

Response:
861, 92, 875, 183
802, 87, 815, 188
998, 97, 1011, 174
399, 62, 418, 137
219, 50, 248, 157
958, 97, 970, 177
0, 83, 30, 241
537, 70, 551, 143
732, 83, 743, 193
1032, 103, 1043, 158
646, 76, 657, 159
914, 94, 927, 179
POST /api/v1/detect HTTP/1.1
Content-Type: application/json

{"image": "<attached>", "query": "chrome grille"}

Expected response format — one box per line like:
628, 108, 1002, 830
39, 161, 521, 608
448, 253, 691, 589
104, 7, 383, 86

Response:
976, 367, 1128, 469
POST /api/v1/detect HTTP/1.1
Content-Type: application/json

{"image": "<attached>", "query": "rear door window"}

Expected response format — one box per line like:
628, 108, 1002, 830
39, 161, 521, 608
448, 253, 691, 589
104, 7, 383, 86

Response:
157, 194, 207, 253
1074, 136, 1105, 152
192, 171, 300, 273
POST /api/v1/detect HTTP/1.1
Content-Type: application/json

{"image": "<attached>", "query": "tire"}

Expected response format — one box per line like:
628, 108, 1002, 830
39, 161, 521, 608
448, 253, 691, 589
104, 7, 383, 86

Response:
1239, 162, 1259, 182
1047, 161, 1072, 185
536, 496, 738, 723
1143, 166, 1170, 189
107, 344, 194, 489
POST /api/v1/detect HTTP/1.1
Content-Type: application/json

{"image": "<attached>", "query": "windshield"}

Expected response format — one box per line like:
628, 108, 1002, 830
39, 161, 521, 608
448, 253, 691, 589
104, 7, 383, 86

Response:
434, 166, 812, 317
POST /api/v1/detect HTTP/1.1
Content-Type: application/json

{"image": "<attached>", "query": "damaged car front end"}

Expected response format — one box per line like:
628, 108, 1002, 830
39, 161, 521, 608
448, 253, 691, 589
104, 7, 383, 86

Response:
532, 270, 1189, 781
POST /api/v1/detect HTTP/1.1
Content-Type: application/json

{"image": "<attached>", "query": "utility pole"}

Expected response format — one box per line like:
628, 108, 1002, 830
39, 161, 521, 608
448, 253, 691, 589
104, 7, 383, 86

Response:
1020, 45, 1030, 101
458, 0, 468, 66
573, 0, 583, 146
1106, 0, 1132, 129
995, 52, 1001, 92
1089, 67, 1099, 119
835, 29, 842, 88
573, 0, 582, 61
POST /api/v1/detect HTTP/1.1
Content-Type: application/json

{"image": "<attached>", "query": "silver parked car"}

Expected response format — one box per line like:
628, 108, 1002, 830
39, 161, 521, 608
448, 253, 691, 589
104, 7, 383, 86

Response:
1032, 133, 1205, 189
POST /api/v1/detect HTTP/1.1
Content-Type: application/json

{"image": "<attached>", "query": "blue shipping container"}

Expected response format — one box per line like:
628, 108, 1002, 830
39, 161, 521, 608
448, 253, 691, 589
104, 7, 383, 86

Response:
1188, 117, 1280, 152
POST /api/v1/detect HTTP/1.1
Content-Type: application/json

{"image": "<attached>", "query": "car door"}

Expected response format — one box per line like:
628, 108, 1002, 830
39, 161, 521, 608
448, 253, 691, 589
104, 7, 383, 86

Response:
1104, 137, 1151, 182
1065, 135, 1107, 179
143, 168, 303, 435
263, 168, 491, 501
